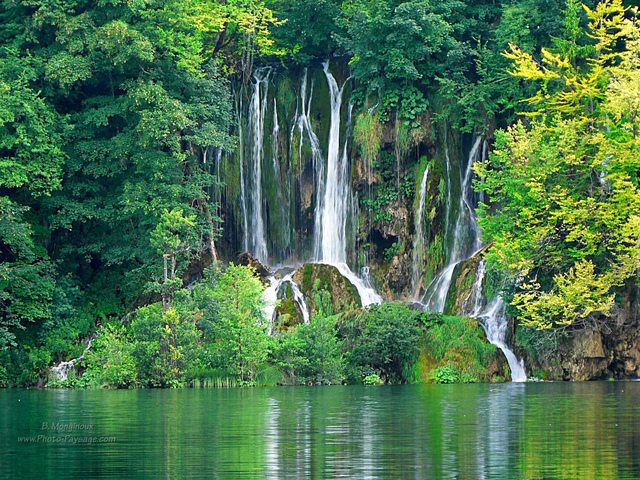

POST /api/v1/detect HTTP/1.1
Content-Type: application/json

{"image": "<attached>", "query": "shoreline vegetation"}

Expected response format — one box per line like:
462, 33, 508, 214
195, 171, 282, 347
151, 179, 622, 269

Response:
46, 265, 508, 389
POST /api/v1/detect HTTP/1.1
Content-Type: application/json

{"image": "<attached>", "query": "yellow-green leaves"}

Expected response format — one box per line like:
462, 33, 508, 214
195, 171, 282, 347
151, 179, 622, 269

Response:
514, 261, 615, 329
477, 1, 640, 330
354, 112, 382, 164
504, 0, 632, 121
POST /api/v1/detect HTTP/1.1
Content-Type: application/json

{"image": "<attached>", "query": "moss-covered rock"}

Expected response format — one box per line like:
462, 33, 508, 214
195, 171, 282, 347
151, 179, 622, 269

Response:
444, 254, 482, 315
293, 263, 361, 317
417, 315, 509, 383
274, 281, 305, 332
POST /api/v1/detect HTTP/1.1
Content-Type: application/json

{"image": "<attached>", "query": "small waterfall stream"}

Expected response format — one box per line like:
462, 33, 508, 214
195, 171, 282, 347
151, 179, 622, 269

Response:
479, 295, 527, 382
264, 273, 310, 331
50, 335, 96, 382
419, 135, 527, 381
411, 164, 430, 299
423, 135, 485, 311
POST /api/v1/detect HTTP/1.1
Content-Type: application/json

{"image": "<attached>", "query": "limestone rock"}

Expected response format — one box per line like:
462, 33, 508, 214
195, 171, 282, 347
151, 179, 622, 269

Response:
520, 323, 640, 380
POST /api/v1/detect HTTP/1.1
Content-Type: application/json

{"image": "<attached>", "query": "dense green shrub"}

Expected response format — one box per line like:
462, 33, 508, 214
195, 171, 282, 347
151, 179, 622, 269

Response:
338, 303, 423, 384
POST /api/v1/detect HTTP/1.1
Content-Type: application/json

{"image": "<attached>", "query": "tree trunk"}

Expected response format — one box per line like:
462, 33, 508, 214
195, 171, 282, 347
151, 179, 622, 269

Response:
163, 253, 169, 312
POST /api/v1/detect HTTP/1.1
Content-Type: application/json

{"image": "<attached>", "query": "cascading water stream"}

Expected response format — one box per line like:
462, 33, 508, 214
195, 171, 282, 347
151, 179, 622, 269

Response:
312, 62, 382, 307
411, 164, 430, 299
292, 68, 324, 198
246, 67, 271, 264
313, 62, 350, 264
50, 335, 96, 382
263, 273, 310, 332
422, 135, 485, 311
459, 257, 527, 381
237, 93, 249, 253
478, 294, 527, 382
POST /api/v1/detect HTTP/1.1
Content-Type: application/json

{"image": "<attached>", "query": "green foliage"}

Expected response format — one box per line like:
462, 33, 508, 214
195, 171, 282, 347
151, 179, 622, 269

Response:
476, 1, 640, 329
515, 325, 560, 364
354, 112, 382, 162
84, 324, 137, 388
0, 197, 56, 350
422, 315, 500, 383
363, 373, 383, 385
432, 365, 460, 384
208, 263, 270, 383
286, 315, 344, 385
268, 0, 345, 63
360, 152, 400, 225
338, 303, 422, 384
81, 264, 270, 388
383, 243, 399, 262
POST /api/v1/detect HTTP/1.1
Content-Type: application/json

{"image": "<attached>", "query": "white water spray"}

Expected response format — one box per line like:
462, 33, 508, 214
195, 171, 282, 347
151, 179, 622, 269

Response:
263, 273, 310, 331
423, 135, 485, 311
246, 68, 271, 264
312, 62, 382, 307
411, 164, 430, 299
478, 295, 527, 382
50, 335, 96, 382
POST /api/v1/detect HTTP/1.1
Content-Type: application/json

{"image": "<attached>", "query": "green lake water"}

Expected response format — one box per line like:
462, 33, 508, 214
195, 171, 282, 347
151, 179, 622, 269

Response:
1, 382, 639, 479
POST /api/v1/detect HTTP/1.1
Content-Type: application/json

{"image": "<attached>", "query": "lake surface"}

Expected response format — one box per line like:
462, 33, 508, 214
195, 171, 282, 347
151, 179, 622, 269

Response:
1, 382, 639, 479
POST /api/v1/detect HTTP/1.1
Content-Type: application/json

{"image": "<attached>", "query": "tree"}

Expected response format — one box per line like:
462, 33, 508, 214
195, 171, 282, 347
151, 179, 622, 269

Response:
339, 303, 421, 383
0, 198, 55, 350
210, 264, 269, 383
130, 303, 202, 387
150, 209, 198, 312
475, 0, 640, 329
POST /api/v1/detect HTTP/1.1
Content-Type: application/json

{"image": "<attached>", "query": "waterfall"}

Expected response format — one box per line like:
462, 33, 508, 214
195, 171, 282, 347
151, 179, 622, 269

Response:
293, 68, 324, 205
263, 273, 310, 331
290, 278, 310, 324
50, 335, 96, 382
237, 62, 383, 319
245, 67, 271, 264
312, 61, 382, 307
478, 295, 527, 382
411, 164, 430, 299
459, 259, 527, 381
313, 62, 350, 264
422, 135, 485, 311
238, 94, 249, 253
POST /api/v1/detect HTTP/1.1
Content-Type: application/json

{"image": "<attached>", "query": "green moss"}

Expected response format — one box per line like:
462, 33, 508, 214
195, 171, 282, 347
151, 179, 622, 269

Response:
354, 112, 382, 162
276, 75, 296, 118
294, 264, 362, 318
301, 264, 313, 291
418, 315, 503, 383
423, 234, 445, 287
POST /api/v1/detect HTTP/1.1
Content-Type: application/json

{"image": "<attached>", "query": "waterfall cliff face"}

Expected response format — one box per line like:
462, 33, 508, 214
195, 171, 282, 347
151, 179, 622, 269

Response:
422, 134, 485, 311
214, 61, 526, 379
219, 62, 491, 302
218, 60, 381, 311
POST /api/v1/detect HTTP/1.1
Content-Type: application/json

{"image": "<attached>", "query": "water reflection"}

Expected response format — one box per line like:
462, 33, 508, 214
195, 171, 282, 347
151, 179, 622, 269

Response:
1, 383, 639, 479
